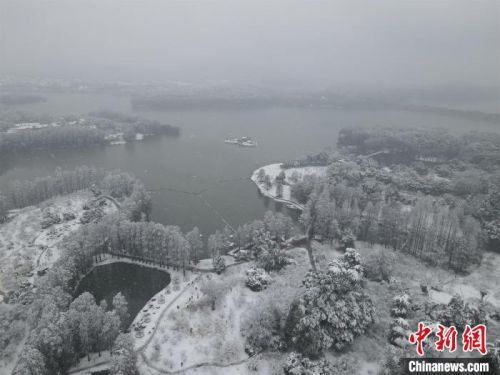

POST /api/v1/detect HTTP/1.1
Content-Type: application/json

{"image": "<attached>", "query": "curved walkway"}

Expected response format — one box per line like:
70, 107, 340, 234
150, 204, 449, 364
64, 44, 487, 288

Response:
140, 354, 250, 375
136, 274, 202, 353
96, 195, 121, 209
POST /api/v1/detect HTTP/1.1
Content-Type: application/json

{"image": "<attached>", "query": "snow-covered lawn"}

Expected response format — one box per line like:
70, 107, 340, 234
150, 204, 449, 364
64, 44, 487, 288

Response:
355, 242, 500, 310
139, 247, 311, 375
0, 191, 116, 294
140, 268, 250, 372
132, 270, 197, 351
250, 163, 327, 206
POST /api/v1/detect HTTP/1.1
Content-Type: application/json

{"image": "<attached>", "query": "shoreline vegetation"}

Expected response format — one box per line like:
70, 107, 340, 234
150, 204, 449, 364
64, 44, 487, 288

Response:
130, 93, 500, 124
0, 110, 180, 155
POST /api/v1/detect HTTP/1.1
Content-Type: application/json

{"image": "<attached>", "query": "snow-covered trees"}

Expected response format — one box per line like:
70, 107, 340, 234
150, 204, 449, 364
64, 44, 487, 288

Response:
275, 182, 284, 198
286, 137, 492, 273
0, 193, 8, 223
2, 168, 151, 224
186, 227, 204, 262
18, 282, 125, 375
62, 215, 193, 275
12, 346, 46, 375
208, 229, 227, 274
245, 267, 272, 291
40, 209, 62, 229
285, 249, 375, 356
256, 168, 266, 183
68, 292, 124, 360
123, 182, 152, 221
262, 211, 296, 242
212, 254, 226, 274
378, 348, 404, 375
4, 166, 105, 209
283, 352, 334, 375
208, 230, 223, 258
339, 228, 356, 251
389, 317, 411, 348
200, 278, 228, 311
256, 246, 291, 272
0, 126, 107, 155
362, 247, 395, 282
435, 294, 485, 331
112, 292, 129, 330
391, 294, 411, 318
275, 171, 286, 198
243, 292, 288, 355
263, 175, 272, 190
109, 334, 138, 375
234, 211, 296, 250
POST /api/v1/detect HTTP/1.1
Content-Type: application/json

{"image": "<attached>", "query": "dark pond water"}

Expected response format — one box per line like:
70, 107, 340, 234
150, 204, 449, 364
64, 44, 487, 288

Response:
75, 262, 170, 327
1, 92, 499, 237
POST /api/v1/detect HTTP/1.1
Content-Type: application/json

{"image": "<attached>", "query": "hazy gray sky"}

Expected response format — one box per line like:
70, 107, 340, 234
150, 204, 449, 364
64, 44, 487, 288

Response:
0, 0, 499, 88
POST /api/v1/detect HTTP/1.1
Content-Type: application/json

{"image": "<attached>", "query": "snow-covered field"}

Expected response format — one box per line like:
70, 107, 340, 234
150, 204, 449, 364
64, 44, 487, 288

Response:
195, 255, 237, 271
141, 269, 249, 372
0, 192, 115, 295
250, 163, 327, 207
132, 270, 197, 351
138, 248, 311, 375
427, 251, 500, 308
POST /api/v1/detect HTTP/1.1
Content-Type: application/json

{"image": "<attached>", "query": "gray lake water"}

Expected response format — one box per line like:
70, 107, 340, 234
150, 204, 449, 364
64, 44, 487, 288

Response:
75, 261, 171, 327
1, 92, 498, 236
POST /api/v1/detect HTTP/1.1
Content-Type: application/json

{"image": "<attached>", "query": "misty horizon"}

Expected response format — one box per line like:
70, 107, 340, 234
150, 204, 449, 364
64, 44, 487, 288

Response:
1, 0, 499, 90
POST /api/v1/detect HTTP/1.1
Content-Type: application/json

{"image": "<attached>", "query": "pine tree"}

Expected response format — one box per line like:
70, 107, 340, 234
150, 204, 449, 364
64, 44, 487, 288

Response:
286, 249, 375, 356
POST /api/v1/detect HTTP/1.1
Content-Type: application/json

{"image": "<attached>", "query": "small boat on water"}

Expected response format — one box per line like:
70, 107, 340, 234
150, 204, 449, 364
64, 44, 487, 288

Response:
240, 140, 257, 147
224, 136, 257, 147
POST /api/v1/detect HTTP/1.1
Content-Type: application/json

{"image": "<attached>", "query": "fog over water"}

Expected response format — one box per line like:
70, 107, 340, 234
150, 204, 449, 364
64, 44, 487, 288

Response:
1, 0, 499, 89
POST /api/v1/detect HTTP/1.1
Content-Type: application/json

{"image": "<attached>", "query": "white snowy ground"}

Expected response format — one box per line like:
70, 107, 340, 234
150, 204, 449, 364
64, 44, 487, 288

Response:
0, 192, 116, 294
195, 255, 237, 271
427, 251, 500, 308
138, 248, 311, 375
250, 163, 327, 206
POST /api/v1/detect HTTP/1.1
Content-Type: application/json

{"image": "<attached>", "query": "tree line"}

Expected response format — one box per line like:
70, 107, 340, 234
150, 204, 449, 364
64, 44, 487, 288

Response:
0, 126, 107, 154
0, 110, 180, 155
338, 127, 500, 169
297, 174, 483, 273
88, 110, 180, 137
63, 215, 192, 277
0, 166, 152, 223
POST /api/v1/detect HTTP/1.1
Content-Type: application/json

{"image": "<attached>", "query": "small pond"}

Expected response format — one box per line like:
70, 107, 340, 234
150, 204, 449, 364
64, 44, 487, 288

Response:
75, 262, 171, 327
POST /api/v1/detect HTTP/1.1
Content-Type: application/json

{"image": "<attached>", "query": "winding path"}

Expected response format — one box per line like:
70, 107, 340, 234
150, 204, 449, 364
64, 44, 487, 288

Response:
140, 354, 251, 375
136, 275, 202, 353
